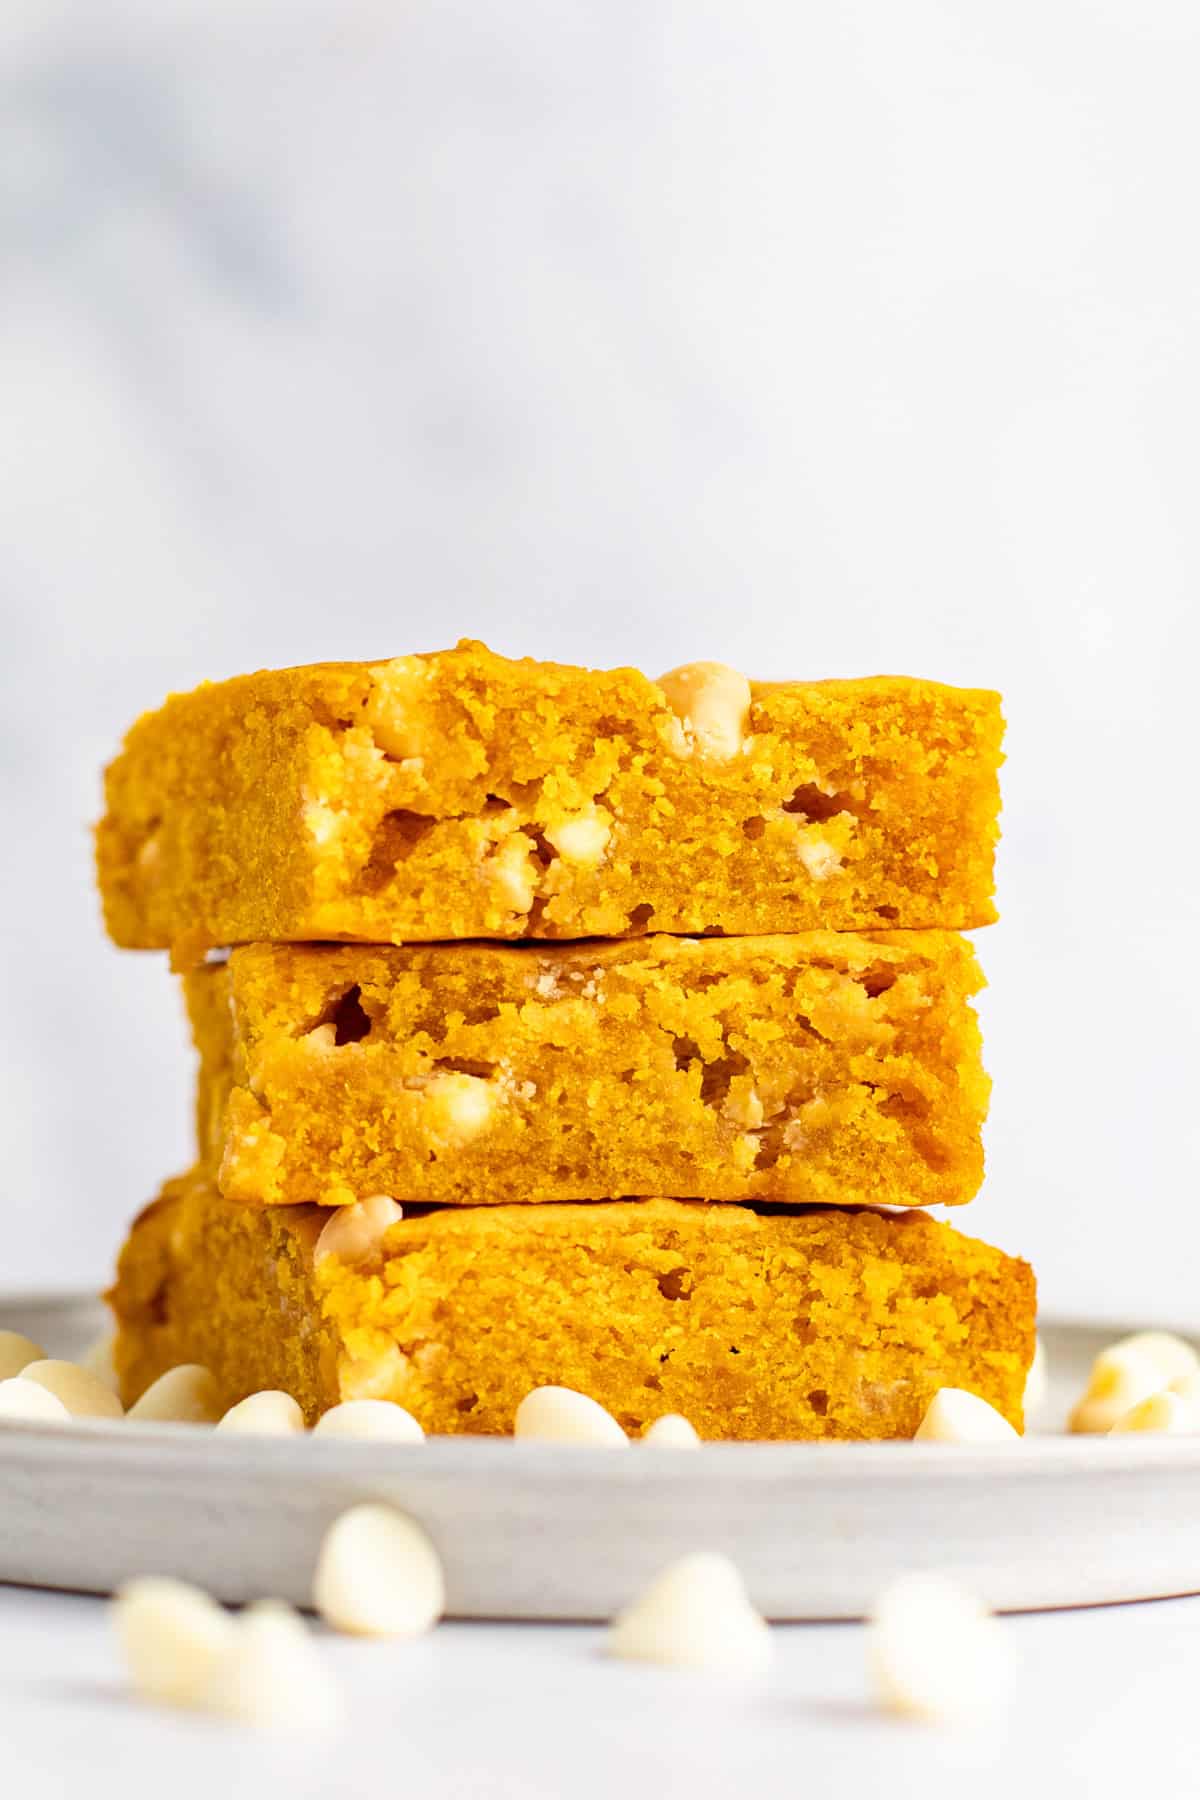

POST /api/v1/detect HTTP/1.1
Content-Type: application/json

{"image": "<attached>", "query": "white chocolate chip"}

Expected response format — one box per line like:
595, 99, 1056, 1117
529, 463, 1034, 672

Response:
486, 834, 539, 914
313, 1195, 403, 1267
127, 1365, 222, 1425
796, 836, 843, 881
867, 1573, 1014, 1724
514, 1386, 629, 1446
544, 810, 611, 867
1069, 1344, 1163, 1434
303, 799, 344, 849
424, 1072, 496, 1145
0, 1329, 46, 1381
216, 1391, 305, 1435
201, 1600, 341, 1730
0, 1376, 71, 1424
1109, 1391, 1198, 1435
913, 1389, 1019, 1444
1023, 1336, 1047, 1416
313, 1504, 445, 1639
364, 656, 428, 761
337, 1341, 408, 1403
312, 1400, 425, 1442
658, 662, 752, 760
19, 1360, 124, 1420
113, 1578, 236, 1707
79, 1333, 121, 1395
1108, 1331, 1199, 1385
607, 1552, 771, 1675
641, 1414, 702, 1447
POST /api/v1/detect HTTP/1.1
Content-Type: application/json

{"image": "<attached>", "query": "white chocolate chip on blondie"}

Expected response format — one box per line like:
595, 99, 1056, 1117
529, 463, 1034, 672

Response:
658, 662, 752, 760
314, 1195, 404, 1267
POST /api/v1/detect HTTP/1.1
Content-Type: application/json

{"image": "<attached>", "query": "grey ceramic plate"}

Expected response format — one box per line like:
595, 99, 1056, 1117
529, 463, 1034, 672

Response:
2, 1295, 1197, 1619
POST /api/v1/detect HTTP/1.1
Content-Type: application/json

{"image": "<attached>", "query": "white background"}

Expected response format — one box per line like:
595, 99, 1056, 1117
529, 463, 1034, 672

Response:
2, 0, 1198, 1324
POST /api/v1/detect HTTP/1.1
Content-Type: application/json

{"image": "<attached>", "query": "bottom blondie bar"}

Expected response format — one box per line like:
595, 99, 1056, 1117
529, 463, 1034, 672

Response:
110, 1174, 1035, 1440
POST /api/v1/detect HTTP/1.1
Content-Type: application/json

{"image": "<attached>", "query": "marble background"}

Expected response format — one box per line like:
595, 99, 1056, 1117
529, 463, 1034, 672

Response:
2, 1, 1197, 1321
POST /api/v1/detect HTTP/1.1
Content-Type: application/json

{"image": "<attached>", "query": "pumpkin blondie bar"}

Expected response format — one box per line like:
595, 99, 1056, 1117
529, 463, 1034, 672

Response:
97, 641, 1002, 960
109, 1173, 1035, 1440
189, 930, 988, 1210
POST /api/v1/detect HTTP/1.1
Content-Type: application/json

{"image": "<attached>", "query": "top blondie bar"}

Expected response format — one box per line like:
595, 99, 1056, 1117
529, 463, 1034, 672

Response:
97, 641, 1002, 959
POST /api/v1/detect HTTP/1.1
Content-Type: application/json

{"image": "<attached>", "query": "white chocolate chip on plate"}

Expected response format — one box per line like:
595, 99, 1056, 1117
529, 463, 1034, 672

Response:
215, 1391, 305, 1435
313, 1504, 445, 1638
1068, 1344, 1164, 1434
0, 1376, 71, 1425
913, 1389, 1019, 1444
18, 1360, 124, 1420
312, 1399, 425, 1441
1109, 1391, 1198, 1435
867, 1573, 1014, 1724
1107, 1331, 1198, 1384
201, 1600, 341, 1730
1023, 1336, 1048, 1415
514, 1386, 629, 1446
79, 1333, 121, 1395
641, 1414, 702, 1448
113, 1577, 236, 1706
657, 662, 752, 759
607, 1552, 771, 1675
0, 1329, 46, 1381
314, 1195, 403, 1267
127, 1365, 222, 1425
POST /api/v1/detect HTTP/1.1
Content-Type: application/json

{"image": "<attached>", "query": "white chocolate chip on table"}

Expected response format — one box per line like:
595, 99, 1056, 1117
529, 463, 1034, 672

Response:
314, 1504, 445, 1638
514, 1386, 629, 1446
0, 1329, 45, 1381
127, 1365, 222, 1425
314, 1195, 403, 1267
18, 1360, 124, 1420
657, 662, 752, 759
867, 1573, 1014, 1724
216, 1391, 305, 1435
201, 1600, 341, 1730
607, 1552, 771, 1675
641, 1413, 702, 1447
913, 1389, 1019, 1444
0, 1377, 71, 1424
113, 1578, 236, 1706
312, 1400, 425, 1441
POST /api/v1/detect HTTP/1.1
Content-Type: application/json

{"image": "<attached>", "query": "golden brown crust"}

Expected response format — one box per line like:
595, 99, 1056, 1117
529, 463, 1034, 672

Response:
108, 1173, 1035, 1441
188, 931, 989, 1210
97, 642, 1002, 957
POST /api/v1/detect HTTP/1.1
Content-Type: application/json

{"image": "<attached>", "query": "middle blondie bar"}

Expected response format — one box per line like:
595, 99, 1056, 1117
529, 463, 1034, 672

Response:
188, 930, 988, 1210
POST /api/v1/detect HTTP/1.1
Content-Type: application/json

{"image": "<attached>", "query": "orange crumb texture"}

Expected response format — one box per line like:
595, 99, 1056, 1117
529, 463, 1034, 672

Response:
97, 642, 1003, 957
189, 931, 989, 1210
109, 1174, 1035, 1440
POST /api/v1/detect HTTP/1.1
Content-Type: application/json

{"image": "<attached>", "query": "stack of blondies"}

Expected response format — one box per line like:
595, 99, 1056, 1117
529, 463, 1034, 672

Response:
97, 642, 1035, 1438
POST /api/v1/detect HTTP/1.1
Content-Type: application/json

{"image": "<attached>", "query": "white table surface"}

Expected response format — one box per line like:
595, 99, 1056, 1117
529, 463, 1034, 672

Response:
3, 1584, 1194, 1800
